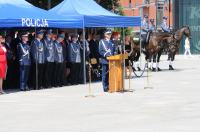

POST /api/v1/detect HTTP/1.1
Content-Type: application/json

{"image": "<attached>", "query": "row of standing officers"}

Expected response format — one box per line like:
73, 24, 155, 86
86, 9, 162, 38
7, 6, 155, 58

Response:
17, 30, 88, 91
18, 29, 121, 92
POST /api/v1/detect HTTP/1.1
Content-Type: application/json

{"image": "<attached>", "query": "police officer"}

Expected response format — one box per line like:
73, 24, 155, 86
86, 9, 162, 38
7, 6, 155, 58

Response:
99, 29, 116, 92
18, 32, 31, 91
141, 15, 149, 34
160, 16, 172, 61
161, 16, 171, 33
78, 33, 90, 84
54, 34, 65, 87
141, 15, 150, 46
43, 29, 54, 88
67, 34, 81, 85
30, 30, 45, 90
149, 19, 156, 32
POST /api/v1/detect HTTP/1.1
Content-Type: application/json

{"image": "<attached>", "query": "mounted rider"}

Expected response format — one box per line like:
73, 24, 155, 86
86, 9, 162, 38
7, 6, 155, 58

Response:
141, 15, 152, 50
149, 19, 156, 32
161, 16, 175, 67
161, 16, 171, 33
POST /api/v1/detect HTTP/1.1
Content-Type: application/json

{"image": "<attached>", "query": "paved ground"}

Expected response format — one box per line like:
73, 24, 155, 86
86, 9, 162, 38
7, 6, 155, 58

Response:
0, 55, 200, 132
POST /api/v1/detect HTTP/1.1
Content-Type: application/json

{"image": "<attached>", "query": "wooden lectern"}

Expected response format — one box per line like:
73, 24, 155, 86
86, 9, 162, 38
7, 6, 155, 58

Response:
107, 54, 128, 93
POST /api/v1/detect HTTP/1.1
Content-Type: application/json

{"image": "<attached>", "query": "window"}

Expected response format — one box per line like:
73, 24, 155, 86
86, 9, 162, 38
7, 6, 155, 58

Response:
156, 3, 164, 26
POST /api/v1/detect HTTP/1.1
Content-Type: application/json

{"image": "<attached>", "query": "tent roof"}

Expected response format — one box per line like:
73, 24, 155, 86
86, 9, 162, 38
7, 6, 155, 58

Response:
0, 0, 83, 28
50, 0, 141, 27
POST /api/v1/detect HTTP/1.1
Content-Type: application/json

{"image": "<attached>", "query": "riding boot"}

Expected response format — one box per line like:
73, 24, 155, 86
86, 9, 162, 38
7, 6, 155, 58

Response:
169, 65, 174, 70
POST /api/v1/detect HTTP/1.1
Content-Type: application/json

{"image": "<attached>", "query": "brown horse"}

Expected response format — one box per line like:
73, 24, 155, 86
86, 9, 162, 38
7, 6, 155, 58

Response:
130, 26, 191, 72
129, 33, 141, 71
168, 26, 191, 70
130, 32, 174, 71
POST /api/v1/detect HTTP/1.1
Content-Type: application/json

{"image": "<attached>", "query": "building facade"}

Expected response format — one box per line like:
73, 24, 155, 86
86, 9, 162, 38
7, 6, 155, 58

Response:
174, 0, 200, 54
119, 0, 173, 29
119, 0, 200, 54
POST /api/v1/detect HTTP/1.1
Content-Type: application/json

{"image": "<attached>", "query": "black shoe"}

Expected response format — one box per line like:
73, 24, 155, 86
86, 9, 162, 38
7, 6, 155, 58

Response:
157, 67, 162, 71
152, 68, 156, 72
137, 67, 141, 71
104, 89, 109, 92
25, 88, 30, 91
169, 65, 174, 70
20, 89, 26, 91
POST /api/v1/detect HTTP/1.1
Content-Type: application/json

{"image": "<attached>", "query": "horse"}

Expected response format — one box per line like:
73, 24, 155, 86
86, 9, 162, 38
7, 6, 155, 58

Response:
129, 33, 141, 71
130, 26, 191, 72
168, 26, 191, 70
129, 32, 173, 71
145, 32, 176, 71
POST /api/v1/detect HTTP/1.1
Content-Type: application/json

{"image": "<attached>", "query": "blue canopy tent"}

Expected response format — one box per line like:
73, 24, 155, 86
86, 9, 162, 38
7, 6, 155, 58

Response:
0, 0, 83, 28
49, 0, 141, 28
50, 0, 141, 85
0, 0, 84, 90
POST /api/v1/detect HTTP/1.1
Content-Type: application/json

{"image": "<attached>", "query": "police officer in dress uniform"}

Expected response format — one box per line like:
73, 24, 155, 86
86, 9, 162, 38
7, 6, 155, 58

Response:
141, 15, 150, 48
99, 29, 116, 92
59, 32, 67, 86
160, 16, 172, 61
161, 16, 171, 33
78, 33, 90, 84
30, 30, 45, 90
43, 29, 54, 88
54, 34, 65, 87
18, 32, 31, 91
67, 34, 81, 85
149, 19, 156, 32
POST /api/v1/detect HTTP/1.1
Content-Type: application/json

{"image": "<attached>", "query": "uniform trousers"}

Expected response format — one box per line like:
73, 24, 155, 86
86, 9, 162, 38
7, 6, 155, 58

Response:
19, 65, 30, 90
44, 62, 54, 88
54, 62, 64, 87
61, 61, 67, 86
102, 64, 109, 92
69, 62, 81, 85
32, 63, 45, 89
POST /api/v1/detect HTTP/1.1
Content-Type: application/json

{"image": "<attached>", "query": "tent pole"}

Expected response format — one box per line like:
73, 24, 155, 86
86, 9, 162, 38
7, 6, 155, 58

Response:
82, 27, 86, 84
35, 27, 38, 90
139, 25, 142, 67
122, 27, 125, 91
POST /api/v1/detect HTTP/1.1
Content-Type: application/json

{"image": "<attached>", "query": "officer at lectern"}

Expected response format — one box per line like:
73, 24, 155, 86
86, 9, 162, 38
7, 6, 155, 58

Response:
99, 29, 117, 92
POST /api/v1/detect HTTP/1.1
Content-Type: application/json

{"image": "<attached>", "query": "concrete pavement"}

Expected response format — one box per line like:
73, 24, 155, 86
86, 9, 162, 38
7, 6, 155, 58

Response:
0, 55, 200, 132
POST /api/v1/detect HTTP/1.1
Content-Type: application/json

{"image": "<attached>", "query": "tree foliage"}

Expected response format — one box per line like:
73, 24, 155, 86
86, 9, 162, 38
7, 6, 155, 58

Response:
26, 0, 63, 10
26, 0, 123, 15
95, 0, 124, 15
